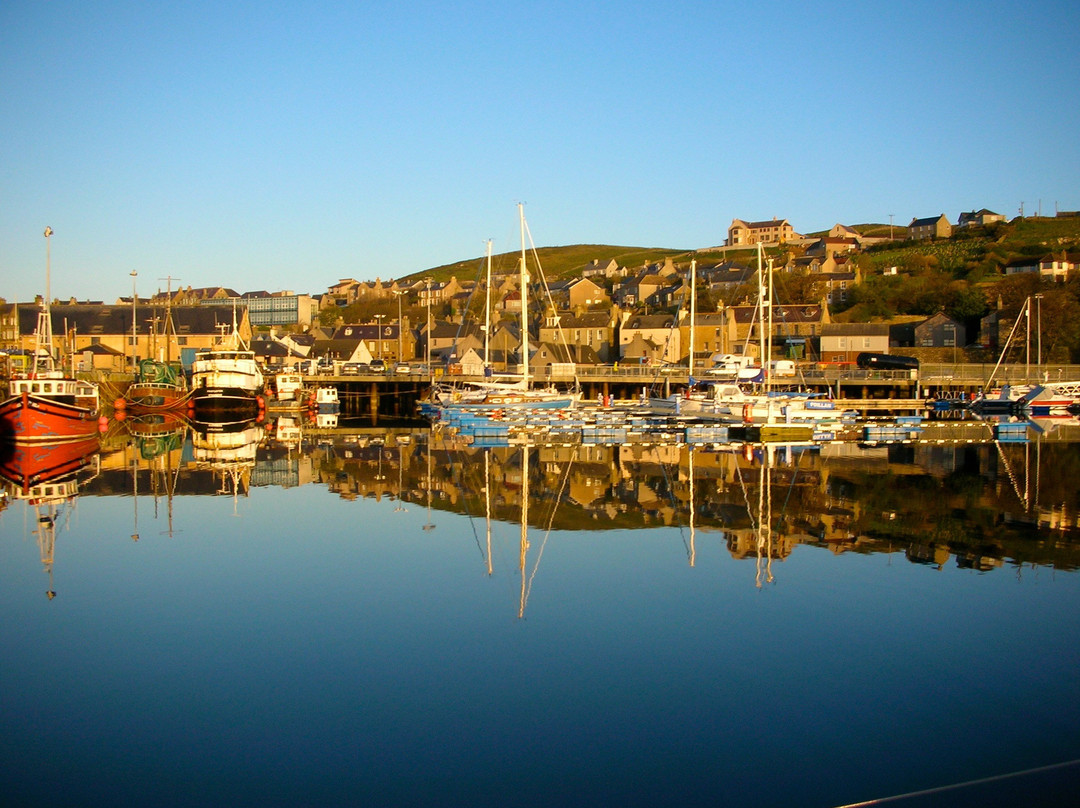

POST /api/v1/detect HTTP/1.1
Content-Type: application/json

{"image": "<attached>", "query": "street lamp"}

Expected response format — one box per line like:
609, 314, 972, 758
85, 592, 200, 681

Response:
424, 278, 433, 371
374, 314, 385, 361
393, 290, 405, 362
130, 270, 138, 373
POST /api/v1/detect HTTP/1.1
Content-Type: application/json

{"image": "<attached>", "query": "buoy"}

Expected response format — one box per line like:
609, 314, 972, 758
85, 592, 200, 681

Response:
98, 415, 109, 432
113, 398, 127, 410
114, 410, 126, 422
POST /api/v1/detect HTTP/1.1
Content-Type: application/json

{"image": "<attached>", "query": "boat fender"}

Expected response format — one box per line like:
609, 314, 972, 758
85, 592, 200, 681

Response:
98, 415, 109, 432
114, 397, 127, 410
743, 402, 752, 422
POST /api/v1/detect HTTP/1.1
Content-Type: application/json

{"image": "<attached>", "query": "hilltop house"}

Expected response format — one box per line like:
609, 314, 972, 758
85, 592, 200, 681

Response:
908, 214, 952, 240
957, 209, 1005, 228
726, 218, 799, 246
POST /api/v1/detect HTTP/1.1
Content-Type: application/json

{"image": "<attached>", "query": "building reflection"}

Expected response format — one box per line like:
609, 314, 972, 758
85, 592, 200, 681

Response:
71, 414, 1080, 576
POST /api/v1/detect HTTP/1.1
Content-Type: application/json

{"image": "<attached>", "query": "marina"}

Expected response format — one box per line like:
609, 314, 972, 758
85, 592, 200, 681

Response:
2, 410, 1080, 807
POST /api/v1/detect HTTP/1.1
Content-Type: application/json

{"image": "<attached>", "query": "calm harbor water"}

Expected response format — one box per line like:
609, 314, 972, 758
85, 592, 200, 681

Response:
2, 417, 1080, 807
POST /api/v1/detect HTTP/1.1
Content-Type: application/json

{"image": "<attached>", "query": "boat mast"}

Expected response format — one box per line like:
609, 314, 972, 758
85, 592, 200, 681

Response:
36, 227, 56, 374
519, 442, 530, 619
688, 259, 696, 378
766, 255, 774, 396
484, 239, 493, 369
519, 203, 529, 389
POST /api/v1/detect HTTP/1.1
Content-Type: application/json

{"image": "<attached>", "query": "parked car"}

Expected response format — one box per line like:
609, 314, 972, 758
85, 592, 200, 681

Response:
393, 362, 412, 374
341, 362, 368, 375
370, 359, 386, 372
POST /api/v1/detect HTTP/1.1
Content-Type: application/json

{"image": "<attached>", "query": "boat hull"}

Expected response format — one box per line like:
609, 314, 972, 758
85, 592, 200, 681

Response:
0, 392, 100, 444
0, 435, 100, 492
127, 382, 190, 411
190, 387, 262, 414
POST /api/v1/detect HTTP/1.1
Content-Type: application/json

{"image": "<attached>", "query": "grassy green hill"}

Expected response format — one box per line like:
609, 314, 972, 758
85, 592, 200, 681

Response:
402, 244, 693, 285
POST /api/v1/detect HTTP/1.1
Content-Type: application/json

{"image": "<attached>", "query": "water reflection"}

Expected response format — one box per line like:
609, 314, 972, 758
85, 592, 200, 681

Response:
103, 416, 1080, 568
4, 414, 1080, 806
6, 413, 1080, 601
0, 437, 101, 598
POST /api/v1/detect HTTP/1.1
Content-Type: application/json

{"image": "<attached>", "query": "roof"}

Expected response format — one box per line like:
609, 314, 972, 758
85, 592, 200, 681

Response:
910, 214, 948, 227
821, 323, 891, 336
18, 303, 248, 337
623, 314, 676, 329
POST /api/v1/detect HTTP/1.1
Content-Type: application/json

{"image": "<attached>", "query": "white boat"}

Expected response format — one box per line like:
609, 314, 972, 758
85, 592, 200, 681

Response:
190, 313, 265, 413
315, 386, 340, 412
272, 372, 304, 402
432, 205, 580, 413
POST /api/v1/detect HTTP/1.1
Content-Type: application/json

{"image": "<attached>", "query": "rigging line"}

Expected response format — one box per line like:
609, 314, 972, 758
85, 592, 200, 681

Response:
778, 445, 806, 519
523, 446, 576, 609
833, 757, 1080, 808
519, 215, 580, 387
438, 442, 486, 560
733, 450, 756, 530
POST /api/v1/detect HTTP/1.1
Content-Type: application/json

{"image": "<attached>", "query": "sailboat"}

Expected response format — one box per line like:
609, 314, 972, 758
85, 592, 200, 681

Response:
0, 227, 101, 444
650, 248, 847, 427
971, 295, 1080, 416
432, 205, 580, 412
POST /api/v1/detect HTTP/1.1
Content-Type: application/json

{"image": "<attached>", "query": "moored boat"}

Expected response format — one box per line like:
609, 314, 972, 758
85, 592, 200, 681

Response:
126, 358, 191, 411
428, 205, 580, 414
1, 227, 101, 444
190, 315, 265, 415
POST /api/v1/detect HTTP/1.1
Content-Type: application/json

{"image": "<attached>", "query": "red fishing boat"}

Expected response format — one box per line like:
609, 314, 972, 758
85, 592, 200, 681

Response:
1, 228, 100, 444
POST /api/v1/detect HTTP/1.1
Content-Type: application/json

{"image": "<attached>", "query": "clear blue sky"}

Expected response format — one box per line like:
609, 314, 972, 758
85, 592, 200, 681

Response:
3, 0, 1078, 303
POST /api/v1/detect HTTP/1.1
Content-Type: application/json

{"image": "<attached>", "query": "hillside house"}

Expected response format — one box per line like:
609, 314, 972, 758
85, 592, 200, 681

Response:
820, 323, 890, 363
540, 311, 618, 363
913, 312, 966, 348
581, 258, 621, 279
957, 209, 1005, 228
1038, 252, 1080, 280
619, 313, 679, 364
726, 218, 798, 246
908, 214, 952, 240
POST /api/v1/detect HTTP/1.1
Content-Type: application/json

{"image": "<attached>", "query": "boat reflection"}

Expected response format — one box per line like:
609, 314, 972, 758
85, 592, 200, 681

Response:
0, 438, 101, 598
66, 416, 1080, 578
190, 418, 261, 500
